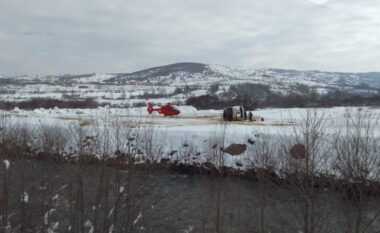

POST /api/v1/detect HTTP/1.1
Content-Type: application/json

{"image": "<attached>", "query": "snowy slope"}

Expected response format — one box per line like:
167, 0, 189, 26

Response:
1, 63, 380, 105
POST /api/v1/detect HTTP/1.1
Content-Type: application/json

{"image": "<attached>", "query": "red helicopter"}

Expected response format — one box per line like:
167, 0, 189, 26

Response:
147, 102, 180, 117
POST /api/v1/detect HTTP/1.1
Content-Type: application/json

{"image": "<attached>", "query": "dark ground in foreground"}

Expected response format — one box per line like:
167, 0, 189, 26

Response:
1, 159, 380, 233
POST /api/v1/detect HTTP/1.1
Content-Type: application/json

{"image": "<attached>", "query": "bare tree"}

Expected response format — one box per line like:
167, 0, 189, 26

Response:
247, 133, 278, 233
333, 109, 380, 233
270, 109, 334, 233
0, 160, 11, 232
142, 121, 167, 164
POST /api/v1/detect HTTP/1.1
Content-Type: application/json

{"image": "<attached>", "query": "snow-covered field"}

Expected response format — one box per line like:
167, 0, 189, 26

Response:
2, 105, 380, 178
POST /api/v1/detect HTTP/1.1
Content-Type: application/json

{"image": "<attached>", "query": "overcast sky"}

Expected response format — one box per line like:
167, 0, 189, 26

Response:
0, 0, 379, 75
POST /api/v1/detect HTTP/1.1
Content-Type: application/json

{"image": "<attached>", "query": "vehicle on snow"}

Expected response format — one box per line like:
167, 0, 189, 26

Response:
223, 106, 247, 121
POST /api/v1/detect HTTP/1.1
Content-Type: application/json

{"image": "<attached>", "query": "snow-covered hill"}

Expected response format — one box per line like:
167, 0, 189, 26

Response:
1, 63, 380, 106
105, 63, 380, 90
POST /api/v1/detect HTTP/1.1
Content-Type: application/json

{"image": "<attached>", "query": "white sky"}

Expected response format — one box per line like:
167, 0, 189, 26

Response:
0, 0, 380, 75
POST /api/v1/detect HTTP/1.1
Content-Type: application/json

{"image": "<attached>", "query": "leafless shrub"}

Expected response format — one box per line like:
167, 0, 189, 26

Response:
0, 160, 11, 232
90, 116, 112, 160
196, 122, 231, 233
248, 133, 277, 172
135, 120, 167, 164
279, 109, 331, 176
269, 109, 334, 233
333, 109, 380, 233
333, 109, 380, 183
176, 138, 196, 165
38, 124, 70, 159
205, 123, 228, 169
68, 123, 90, 162
0, 117, 33, 159
246, 133, 278, 233
111, 115, 133, 155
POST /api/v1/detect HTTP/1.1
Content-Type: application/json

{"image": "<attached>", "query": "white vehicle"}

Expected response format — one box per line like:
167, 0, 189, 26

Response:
223, 106, 246, 121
